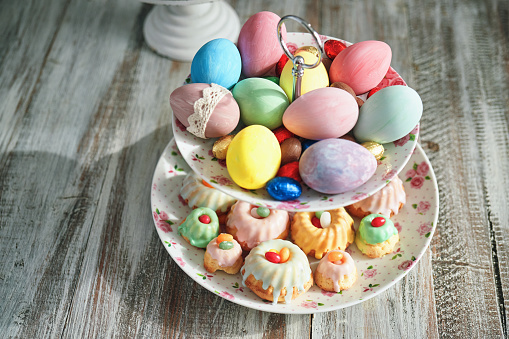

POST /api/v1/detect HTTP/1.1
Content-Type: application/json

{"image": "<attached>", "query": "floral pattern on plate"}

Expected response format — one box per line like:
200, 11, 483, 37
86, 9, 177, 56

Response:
172, 32, 419, 212
151, 139, 439, 314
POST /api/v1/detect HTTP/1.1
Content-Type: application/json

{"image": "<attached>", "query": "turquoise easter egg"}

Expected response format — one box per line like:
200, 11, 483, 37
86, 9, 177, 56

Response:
232, 78, 289, 130
191, 38, 241, 90
353, 85, 422, 143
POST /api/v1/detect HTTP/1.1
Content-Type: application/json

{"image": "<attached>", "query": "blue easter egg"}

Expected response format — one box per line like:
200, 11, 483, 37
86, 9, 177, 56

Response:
191, 38, 242, 90
266, 177, 302, 201
301, 139, 318, 151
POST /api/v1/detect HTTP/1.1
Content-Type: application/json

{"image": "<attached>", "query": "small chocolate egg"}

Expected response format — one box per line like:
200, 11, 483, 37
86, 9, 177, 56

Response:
170, 83, 240, 138
353, 85, 423, 143
266, 177, 302, 201
226, 125, 281, 189
238, 11, 286, 77
282, 87, 359, 140
361, 141, 384, 160
329, 40, 392, 95
212, 135, 235, 159
280, 137, 302, 165
280, 51, 329, 102
299, 139, 377, 194
232, 78, 289, 130
191, 38, 241, 90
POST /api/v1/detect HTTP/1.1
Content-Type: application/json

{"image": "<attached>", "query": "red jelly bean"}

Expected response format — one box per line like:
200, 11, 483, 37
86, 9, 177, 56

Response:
368, 87, 381, 98
311, 216, 322, 228
276, 54, 289, 77
276, 161, 301, 182
272, 126, 294, 144
199, 214, 211, 224
265, 251, 281, 263
371, 217, 386, 227
324, 39, 347, 60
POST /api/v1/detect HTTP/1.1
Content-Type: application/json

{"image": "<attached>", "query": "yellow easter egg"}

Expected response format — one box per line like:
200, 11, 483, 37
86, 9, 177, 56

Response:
280, 50, 329, 102
226, 125, 281, 189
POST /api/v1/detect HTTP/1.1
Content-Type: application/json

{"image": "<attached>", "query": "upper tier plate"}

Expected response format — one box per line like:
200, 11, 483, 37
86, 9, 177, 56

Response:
173, 32, 418, 212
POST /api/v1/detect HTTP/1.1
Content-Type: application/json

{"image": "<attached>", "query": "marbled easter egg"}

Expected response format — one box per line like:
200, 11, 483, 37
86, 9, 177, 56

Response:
280, 51, 329, 102
282, 87, 358, 140
226, 125, 281, 190
329, 40, 392, 95
299, 139, 377, 194
353, 85, 423, 143
170, 83, 240, 138
191, 38, 241, 90
238, 11, 286, 77
232, 78, 289, 130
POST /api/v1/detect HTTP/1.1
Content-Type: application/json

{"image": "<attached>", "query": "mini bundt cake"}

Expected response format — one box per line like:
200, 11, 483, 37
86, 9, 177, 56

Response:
178, 207, 220, 248
241, 239, 313, 304
180, 172, 237, 217
290, 208, 355, 259
355, 214, 399, 258
315, 250, 358, 292
204, 234, 243, 274
346, 175, 406, 218
225, 201, 289, 252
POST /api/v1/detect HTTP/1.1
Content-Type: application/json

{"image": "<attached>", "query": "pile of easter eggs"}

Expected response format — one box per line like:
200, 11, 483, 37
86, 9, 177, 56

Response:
170, 11, 423, 201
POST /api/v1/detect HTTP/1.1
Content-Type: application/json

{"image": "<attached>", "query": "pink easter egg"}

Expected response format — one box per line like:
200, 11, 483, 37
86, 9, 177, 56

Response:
282, 87, 359, 140
170, 83, 240, 138
299, 139, 377, 194
329, 41, 392, 95
237, 11, 287, 77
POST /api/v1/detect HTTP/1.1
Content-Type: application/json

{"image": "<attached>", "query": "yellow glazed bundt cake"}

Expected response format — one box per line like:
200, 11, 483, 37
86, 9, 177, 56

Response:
290, 208, 355, 259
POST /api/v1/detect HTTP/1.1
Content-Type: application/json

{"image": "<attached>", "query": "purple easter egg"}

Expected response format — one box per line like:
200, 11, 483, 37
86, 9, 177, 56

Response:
299, 139, 377, 194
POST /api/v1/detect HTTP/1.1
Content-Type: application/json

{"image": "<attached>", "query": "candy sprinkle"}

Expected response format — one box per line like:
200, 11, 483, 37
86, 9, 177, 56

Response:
217, 233, 233, 244
265, 251, 281, 263
279, 247, 290, 263
328, 251, 344, 263
219, 241, 234, 250
198, 214, 211, 224
257, 206, 270, 218
311, 216, 321, 228
371, 217, 386, 227
320, 211, 331, 228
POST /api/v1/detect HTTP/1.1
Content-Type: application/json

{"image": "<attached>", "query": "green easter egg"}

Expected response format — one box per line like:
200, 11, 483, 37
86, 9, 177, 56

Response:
232, 78, 289, 130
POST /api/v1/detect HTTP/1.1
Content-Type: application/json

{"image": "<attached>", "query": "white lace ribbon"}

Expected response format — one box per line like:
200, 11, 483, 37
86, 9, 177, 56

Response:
187, 83, 230, 139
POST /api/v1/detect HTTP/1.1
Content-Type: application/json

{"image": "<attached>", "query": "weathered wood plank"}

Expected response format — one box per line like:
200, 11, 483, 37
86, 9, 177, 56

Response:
408, 0, 507, 336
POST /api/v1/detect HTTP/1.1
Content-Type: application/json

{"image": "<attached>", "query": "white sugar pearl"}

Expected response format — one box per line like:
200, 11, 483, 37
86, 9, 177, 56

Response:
320, 211, 331, 228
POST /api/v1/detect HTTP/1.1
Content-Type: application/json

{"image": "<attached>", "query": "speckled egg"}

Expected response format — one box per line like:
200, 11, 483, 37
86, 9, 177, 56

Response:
226, 125, 281, 190
280, 51, 329, 102
299, 139, 377, 194
191, 38, 241, 89
266, 177, 302, 201
232, 78, 289, 130
237, 11, 286, 77
329, 40, 392, 95
282, 87, 358, 140
353, 85, 423, 143
170, 83, 240, 138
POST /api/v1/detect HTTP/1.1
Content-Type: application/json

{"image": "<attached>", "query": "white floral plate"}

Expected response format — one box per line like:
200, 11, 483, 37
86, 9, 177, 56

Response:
172, 32, 419, 212
151, 139, 438, 314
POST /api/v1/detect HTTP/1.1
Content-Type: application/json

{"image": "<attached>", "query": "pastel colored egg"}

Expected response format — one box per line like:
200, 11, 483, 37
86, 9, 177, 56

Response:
266, 177, 302, 201
282, 87, 359, 140
280, 51, 329, 102
191, 38, 241, 89
353, 85, 423, 143
232, 78, 289, 130
329, 40, 392, 95
170, 83, 240, 138
226, 125, 281, 190
238, 11, 286, 77
299, 139, 377, 194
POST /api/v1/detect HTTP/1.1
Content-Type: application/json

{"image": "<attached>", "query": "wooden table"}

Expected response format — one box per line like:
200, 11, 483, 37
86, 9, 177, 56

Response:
1, 0, 508, 337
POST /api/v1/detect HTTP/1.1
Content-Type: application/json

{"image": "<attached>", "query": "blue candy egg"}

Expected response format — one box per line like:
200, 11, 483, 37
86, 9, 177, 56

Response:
301, 139, 318, 151
266, 177, 302, 201
191, 38, 241, 90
